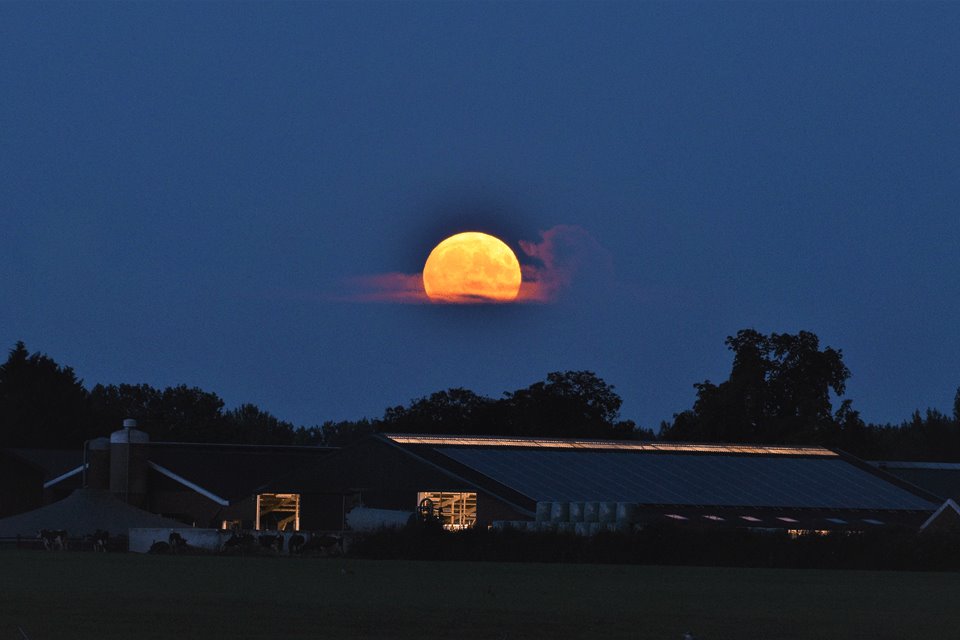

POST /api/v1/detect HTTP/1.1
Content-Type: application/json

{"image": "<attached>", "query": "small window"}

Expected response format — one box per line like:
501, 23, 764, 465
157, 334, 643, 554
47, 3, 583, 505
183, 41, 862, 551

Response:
740, 515, 762, 523
256, 493, 300, 531
825, 518, 847, 525
664, 514, 688, 520
417, 492, 477, 530
703, 515, 724, 521
862, 518, 884, 525
777, 516, 799, 523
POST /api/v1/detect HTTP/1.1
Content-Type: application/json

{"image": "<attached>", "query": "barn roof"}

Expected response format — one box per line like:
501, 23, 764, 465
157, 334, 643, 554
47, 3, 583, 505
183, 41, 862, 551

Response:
146, 442, 335, 503
382, 434, 939, 512
4, 448, 82, 482
0, 488, 183, 538
920, 498, 960, 532
871, 461, 960, 504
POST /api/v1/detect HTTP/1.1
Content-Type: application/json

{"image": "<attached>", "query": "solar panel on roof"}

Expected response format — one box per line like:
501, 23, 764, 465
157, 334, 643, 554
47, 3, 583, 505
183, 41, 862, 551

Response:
434, 447, 936, 511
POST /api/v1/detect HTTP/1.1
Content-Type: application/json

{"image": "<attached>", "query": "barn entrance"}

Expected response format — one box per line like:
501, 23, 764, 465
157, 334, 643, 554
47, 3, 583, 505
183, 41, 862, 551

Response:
416, 491, 477, 530
256, 493, 300, 531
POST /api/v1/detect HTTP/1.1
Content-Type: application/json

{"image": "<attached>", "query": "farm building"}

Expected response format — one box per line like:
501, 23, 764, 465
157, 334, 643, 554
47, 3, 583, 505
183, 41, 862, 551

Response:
1, 420, 334, 530
267, 434, 942, 533
2, 425, 948, 539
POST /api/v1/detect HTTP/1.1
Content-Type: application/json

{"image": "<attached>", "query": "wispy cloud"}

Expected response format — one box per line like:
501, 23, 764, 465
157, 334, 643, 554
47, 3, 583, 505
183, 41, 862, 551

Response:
339, 273, 430, 303
517, 225, 614, 303
341, 225, 611, 304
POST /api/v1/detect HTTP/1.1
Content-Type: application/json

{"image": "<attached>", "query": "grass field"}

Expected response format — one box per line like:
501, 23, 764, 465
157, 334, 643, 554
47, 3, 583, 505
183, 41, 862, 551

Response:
3, 551, 960, 639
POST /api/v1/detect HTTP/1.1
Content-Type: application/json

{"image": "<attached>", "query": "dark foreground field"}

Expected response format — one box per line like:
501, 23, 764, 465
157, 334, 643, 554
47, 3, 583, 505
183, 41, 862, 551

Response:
3, 551, 959, 639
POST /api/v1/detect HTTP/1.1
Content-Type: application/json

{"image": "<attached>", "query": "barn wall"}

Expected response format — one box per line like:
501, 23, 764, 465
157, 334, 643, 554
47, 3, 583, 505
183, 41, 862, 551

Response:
147, 471, 234, 527
276, 438, 530, 530
299, 493, 355, 531
476, 493, 529, 526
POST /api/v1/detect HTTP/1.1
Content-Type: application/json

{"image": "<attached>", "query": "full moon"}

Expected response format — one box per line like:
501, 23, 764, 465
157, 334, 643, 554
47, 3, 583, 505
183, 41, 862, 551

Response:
422, 232, 522, 303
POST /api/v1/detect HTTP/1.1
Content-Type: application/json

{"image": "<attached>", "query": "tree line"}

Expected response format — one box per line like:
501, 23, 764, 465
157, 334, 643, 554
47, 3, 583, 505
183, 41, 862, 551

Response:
2, 334, 960, 460
0, 342, 305, 448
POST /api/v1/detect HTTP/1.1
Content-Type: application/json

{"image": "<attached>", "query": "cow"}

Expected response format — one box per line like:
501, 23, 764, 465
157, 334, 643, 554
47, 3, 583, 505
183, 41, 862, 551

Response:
92, 530, 109, 552
168, 531, 188, 552
38, 529, 67, 551
288, 533, 306, 555
301, 533, 343, 556
258, 533, 284, 553
149, 541, 171, 554
222, 531, 255, 552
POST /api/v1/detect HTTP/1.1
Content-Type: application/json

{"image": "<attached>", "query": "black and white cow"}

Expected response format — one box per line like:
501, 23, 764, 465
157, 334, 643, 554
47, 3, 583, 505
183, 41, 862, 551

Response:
92, 529, 109, 552
287, 533, 306, 555
301, 533, 343, 556
168, 531, 188, 552
222, 531, 255, 551
38, 529, 67, 551
258, 533, 284, 553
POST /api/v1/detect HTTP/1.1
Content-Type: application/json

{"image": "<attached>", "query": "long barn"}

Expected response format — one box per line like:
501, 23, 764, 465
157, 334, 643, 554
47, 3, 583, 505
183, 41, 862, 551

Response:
268, 434, 941, 533
1, 428, 944, 538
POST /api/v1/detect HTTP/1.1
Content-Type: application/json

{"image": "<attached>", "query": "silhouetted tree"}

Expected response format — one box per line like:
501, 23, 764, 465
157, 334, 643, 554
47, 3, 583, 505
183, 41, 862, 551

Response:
954, 387, 960, 424
314, 419, 376, 446
223, 403, 297, 444
500, 371, 634, 438
381, 372, 641, 439
382, 388, 493, 435
89, 382, 163, 433
89, 382, 227, 442
662, 330, 851, 444
0, 342, 93, 447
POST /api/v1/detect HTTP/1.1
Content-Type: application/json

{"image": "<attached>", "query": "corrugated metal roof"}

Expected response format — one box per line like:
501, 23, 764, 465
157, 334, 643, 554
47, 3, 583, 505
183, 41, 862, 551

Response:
385, 434, 835, 456
384, 436, 936, 511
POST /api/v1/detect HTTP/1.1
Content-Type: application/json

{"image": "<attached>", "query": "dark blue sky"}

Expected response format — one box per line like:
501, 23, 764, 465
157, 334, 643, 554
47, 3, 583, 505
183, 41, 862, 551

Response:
3, 2, 959, 431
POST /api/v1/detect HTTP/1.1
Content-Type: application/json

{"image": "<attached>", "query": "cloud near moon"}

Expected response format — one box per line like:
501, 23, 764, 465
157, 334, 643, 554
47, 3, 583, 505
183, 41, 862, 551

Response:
342, 225, 610, 304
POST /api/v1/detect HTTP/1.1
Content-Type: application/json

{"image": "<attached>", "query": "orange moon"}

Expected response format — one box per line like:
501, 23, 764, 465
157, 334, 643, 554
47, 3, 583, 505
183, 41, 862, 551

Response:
422, 232, 522, 303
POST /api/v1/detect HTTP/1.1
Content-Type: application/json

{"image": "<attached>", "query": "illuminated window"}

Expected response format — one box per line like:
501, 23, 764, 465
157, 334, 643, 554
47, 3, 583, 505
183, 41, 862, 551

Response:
703, 515, 724, 521
777, 516, 799, 523
825, 518, 847, 525
417, 492, 477, 530
256, 493, 300, 531
664, 514, 688, 520
862, 518, 884, 525
740, 516, 762, 523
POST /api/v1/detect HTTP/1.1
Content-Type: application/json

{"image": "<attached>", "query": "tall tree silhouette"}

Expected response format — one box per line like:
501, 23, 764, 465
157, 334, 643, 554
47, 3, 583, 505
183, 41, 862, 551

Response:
0, 341, 93, 447
663, 330, 850, 444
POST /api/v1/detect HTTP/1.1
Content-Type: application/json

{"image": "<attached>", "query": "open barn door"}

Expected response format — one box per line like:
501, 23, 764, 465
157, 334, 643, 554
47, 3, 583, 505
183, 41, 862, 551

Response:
416, 491, 477, 530
256, 493, 300, 531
